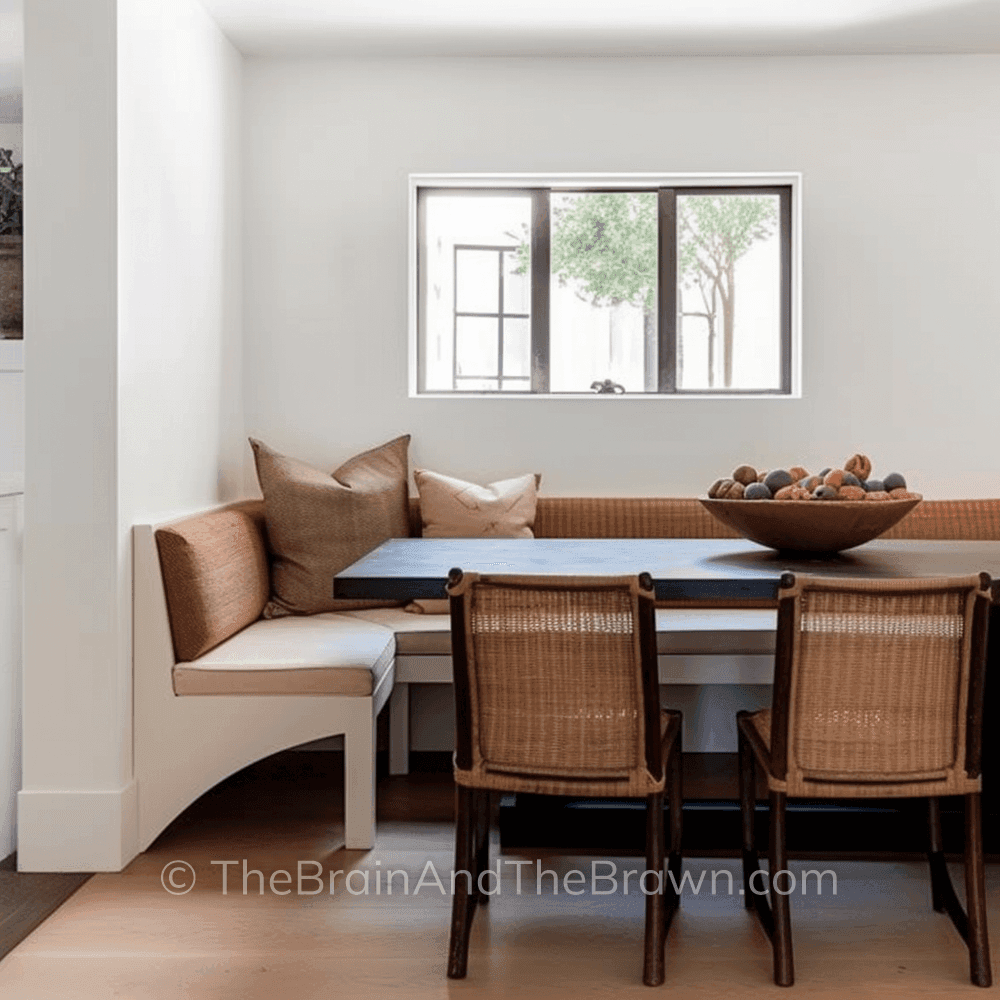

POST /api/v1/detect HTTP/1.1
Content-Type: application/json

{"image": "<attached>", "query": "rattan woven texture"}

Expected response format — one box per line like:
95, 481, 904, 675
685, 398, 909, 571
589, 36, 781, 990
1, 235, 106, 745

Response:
881, 498, 1000, 540
407, 495, 1000, 541
449, 574, 669, 798
747, 574, 987, 799
533, 497, 741, 539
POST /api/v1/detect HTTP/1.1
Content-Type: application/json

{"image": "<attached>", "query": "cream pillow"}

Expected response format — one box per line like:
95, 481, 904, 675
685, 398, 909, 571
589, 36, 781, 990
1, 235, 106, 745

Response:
414, 469, 540, 539
250, 435, 410, 616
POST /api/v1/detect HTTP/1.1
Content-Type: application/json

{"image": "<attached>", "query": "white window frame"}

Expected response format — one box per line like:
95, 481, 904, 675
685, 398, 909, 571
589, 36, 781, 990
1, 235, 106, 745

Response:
408, 172, 802, 400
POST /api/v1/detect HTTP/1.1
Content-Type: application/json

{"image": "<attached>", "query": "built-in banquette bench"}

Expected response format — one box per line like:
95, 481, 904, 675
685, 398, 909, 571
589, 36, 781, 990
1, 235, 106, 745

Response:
132, 496, 1000, 856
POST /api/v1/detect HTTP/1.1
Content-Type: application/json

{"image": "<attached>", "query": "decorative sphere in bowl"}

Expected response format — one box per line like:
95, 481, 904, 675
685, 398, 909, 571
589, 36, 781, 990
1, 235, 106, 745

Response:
699, 496, 922, 554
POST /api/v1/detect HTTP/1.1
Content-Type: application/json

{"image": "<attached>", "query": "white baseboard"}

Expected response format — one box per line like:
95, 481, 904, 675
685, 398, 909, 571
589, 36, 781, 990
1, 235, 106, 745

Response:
16, 781, 138, 872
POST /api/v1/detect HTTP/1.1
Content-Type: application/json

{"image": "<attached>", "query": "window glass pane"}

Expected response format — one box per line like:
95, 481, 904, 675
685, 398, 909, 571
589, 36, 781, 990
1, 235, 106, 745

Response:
500, 377, 530, 392
455, 378, 499, 392
502, 317, 530, 378
421, 193, 532, 392
547, 192, 658, 394
455, 316, 499, 378
503, 250, 530, 315
676, 193, 781, 391
455, 249, 499, 314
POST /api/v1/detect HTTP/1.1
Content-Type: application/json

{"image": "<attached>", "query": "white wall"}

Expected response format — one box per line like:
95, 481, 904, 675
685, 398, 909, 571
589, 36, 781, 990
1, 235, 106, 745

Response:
19, 0, 242, 871
243, 55, 1000, 500
21, 0, 123, 872
117, 0, 244, 525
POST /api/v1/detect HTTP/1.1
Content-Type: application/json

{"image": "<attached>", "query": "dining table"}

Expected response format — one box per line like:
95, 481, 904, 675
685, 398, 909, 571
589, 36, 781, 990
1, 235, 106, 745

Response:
335, 535, 1000, 856
334, 536, 1000, 603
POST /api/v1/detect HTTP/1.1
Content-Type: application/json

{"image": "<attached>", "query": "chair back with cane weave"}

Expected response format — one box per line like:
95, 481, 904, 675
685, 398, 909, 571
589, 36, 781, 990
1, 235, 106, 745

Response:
446, 571, 663, 798
768, 573, 991, 799
739, 572, 994, 988
444, 570, 683, 986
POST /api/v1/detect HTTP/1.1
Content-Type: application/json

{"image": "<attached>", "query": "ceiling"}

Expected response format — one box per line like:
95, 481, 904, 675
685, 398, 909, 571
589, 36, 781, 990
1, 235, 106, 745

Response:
200, 0, 1000, 55
0, 0, 997, 101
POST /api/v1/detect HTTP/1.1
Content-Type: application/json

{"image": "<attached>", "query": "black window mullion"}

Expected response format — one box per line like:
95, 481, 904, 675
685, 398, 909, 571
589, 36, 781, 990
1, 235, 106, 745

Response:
658, 189, 677, 394
530, 190, 550, 393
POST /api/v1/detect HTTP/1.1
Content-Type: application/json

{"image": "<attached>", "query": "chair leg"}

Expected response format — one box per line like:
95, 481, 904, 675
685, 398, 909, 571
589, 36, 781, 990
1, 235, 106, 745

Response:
769, 791, 794, 987
927, 797, 949, 913
643, 790, 666, 987
667, 739, 683, 912
447, 785, 478, 979
965, 793, 992, 988
737, 720, 759, 910
474, 790, 491, 906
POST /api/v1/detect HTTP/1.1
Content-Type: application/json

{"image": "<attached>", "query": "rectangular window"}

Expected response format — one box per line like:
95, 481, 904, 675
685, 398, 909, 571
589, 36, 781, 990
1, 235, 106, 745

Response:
411, 175, 799, 397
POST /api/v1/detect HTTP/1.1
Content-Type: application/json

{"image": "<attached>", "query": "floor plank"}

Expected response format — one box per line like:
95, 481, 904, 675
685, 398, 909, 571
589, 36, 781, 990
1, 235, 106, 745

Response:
0, 854, 90, 963
0, 752, 996, 997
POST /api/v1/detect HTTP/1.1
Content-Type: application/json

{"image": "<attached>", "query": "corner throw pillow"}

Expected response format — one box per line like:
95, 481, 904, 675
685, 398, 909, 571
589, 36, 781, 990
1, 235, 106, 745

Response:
414, 469, 540, 539
250, 435, 410, 616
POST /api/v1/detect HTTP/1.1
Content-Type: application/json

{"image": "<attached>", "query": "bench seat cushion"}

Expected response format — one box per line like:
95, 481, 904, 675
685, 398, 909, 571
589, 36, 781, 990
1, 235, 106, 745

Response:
343, 609, 453, 655
173, 613, 395, 696
343, 607, 777, 657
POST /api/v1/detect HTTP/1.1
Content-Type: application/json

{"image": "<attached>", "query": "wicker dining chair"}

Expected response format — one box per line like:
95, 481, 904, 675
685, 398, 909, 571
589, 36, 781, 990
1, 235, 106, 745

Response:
444, 570, 683, 987
738, 572, 993, 988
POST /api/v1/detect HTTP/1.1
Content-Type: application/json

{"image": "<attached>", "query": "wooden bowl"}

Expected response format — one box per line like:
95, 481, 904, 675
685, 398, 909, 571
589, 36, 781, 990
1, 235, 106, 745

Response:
699, 496, 922, 554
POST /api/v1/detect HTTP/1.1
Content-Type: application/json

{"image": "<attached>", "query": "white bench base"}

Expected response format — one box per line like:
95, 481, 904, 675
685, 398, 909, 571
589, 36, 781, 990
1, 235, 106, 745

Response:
134, 522, 392, 857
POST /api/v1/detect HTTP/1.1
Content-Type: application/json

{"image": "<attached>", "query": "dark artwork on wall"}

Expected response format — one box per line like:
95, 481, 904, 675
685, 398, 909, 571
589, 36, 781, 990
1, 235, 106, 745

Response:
0, 149, 22, 339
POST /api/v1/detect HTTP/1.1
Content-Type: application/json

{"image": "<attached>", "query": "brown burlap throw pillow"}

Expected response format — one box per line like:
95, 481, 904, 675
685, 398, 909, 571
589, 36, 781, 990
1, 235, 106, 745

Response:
250, 435, 410, 616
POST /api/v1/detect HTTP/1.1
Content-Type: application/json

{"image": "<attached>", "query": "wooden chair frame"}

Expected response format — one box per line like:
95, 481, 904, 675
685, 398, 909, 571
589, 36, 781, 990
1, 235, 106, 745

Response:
445, 570, 683, 986
738, 571, 993, 988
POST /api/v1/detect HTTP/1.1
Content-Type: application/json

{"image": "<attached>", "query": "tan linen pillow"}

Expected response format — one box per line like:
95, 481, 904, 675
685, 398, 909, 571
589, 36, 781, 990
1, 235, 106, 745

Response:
414, 469, 540, 539
250, 435, 411, 616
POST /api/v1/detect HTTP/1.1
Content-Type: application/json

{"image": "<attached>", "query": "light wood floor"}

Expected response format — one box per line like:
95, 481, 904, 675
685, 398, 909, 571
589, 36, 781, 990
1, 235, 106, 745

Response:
0, 753, 997, 998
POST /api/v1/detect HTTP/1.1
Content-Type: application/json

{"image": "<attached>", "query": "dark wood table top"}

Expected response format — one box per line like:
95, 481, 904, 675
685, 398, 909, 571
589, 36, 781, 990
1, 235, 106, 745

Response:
334, 537, 1000, 603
